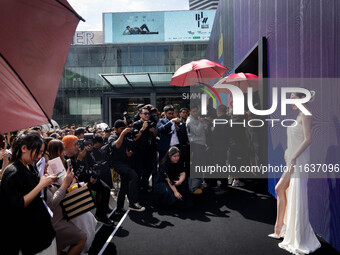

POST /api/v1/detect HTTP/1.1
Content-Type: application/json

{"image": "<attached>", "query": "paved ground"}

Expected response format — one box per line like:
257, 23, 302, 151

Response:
89, 179, 339, 255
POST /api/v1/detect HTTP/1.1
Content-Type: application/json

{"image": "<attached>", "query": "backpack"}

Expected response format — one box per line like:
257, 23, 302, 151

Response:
100, 140, 114, 167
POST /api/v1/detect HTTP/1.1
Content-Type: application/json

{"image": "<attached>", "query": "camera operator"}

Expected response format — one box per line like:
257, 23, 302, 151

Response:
132, 106, 157, 192
108, 120, 145, 212
91, 134, 113, 189
62, 135, 114, 226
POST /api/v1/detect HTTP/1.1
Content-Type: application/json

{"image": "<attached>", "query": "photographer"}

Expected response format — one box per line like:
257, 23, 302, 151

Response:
75, 127, 86, 139
132, 106, 157, 192
91, 134, 113, 189
108, 120, 145, 213
103, 128, 113, 144
133, 103, 145, 122
62, 135, 114, 226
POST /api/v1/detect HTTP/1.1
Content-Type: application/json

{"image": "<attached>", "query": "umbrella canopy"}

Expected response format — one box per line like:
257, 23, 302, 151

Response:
214, 72, 258, 94
0, 0, 83, 133
170, 59, 228, 87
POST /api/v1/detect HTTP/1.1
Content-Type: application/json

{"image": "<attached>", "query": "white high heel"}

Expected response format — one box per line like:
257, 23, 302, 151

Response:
268, 224, 286, 239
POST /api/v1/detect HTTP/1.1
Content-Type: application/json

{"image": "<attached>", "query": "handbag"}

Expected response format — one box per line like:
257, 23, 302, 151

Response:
61, 183, 96, 220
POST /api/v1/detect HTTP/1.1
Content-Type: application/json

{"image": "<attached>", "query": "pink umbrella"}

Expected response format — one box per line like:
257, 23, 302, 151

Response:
215, 72, 258, 94
170, 59, 228, 87
0, 0, 84, 133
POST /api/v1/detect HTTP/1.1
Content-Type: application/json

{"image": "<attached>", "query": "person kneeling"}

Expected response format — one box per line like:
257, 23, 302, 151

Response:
154, 146, 192, 209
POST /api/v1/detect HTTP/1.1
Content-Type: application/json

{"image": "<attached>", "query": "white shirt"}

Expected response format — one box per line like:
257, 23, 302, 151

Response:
170, 122, 180, 146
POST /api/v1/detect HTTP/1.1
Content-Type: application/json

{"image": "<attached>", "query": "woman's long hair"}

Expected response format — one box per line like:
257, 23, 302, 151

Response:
47, 139, 64, 161
10, 130, 44, 163
160, 146, 181, 166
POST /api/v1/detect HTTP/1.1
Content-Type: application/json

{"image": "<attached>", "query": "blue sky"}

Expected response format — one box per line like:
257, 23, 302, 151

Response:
68, 0, 189, 31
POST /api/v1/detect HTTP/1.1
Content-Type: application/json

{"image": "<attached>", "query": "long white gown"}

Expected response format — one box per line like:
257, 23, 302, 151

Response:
278, 123, 321, 254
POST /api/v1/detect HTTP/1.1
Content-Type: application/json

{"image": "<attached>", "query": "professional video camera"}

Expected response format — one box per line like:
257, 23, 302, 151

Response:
78, 133, 94, 150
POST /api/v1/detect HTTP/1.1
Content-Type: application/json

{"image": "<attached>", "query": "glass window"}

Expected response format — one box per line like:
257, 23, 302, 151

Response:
75, 47, 90, 67
69, 97, 101, 115
110, 98, 150, 126
143, 46, 156, 65
117, 46, 129, 66
156, 45, 170, 65
156, 97, 189, 113
129, 46, 143, 66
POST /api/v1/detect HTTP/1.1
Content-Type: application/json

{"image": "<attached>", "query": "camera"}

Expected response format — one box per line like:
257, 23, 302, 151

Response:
145, 107, 159, 129
78, 133, 94, 150
125, 128, 139, 141
123, 111, 133, 125
104, 127, 112, 133
124, 128, 139, 151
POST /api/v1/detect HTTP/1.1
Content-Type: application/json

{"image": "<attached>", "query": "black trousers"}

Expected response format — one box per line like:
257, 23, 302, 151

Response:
99, 162, 113, 189
134, 149, 154, 189
114, 162, 139, 209
153, 179, 192, 208
88, 179, 110, 218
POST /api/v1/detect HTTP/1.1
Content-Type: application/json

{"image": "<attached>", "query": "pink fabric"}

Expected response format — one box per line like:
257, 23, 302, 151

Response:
215, 72, 259, 94
170, 59, 228, 86
0, 0, 81, 133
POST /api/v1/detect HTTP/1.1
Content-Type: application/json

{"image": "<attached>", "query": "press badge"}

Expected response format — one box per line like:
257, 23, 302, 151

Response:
42, 199, 53, 218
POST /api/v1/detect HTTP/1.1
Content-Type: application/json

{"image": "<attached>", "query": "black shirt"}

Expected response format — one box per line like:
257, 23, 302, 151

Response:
158, 160, 184, 184
0, 161, 55, 254
177, 119, 189, 146
108, 132, 131, 165
131, 120, 155, 150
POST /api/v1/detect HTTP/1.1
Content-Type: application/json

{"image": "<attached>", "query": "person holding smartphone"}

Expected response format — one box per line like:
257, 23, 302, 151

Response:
0, 130, 57, 254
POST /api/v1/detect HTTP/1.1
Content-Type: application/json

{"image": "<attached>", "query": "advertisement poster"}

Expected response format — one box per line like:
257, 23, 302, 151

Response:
104, 10, 216, 43
104, 12, 164, 43
164, 10, 215, 41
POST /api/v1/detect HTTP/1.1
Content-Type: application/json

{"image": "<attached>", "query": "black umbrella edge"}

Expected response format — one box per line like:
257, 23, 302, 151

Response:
55, 0, 86, 22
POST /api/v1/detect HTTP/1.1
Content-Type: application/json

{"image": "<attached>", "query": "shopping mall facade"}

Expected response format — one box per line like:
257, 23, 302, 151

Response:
53, 10, 215, 127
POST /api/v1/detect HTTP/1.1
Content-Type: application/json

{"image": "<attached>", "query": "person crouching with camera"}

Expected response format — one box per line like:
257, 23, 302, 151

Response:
132, 106, 157, 193
108, 120, 145, 213
62, 135, 114, 226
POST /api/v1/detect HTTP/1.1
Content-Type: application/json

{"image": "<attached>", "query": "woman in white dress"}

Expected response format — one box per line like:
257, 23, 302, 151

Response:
268, 91, 321, 254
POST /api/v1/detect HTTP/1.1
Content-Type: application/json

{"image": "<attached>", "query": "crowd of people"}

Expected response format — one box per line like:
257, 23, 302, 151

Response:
0, 103, 258, 254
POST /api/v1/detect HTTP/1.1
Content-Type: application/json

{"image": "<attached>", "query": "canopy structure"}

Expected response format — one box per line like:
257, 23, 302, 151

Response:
0, 0, 84, 133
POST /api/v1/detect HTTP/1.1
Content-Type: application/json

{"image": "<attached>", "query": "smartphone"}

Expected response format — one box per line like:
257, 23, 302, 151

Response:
66, 159, 72, 171
66, 159, 72, 169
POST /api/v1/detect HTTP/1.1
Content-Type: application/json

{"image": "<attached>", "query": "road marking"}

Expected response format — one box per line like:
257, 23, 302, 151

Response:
95, 208, 117, 234
98, 209, 130, 255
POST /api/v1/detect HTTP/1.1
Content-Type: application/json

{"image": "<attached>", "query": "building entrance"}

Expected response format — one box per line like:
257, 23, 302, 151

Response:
110, 97, 150, 126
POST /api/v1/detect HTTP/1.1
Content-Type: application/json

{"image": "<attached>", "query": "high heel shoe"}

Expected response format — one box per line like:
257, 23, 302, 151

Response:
268, 224, 286, 239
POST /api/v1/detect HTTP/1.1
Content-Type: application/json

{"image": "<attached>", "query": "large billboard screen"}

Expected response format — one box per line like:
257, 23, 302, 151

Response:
103, 10, 216, 43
